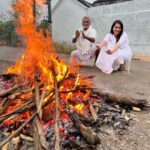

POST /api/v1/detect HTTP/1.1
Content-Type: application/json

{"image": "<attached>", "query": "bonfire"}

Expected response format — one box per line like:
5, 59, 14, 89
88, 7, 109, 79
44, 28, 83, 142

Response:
0, 0, 100, 149
0, 0, 148, 150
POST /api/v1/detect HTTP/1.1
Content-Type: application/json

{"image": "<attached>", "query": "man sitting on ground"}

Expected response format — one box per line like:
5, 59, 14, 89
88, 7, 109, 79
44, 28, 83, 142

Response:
70, 16, 97, 65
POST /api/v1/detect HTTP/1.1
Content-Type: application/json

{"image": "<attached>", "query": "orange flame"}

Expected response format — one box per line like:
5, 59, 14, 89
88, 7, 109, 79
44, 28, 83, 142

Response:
1, 0, 94, 124
7, 0, 67, 88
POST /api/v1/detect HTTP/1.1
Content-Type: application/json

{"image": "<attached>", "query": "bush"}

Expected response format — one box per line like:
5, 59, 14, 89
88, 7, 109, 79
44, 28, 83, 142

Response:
0, 21, 13, 41
0, 20, 19, 46
53, 42, 75, 54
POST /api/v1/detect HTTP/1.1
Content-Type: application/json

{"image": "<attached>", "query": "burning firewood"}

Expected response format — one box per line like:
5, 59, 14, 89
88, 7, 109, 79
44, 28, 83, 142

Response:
0, 83, 26, 98
31, 71, 48, 150
32, 115, 48, 150
0, 112, 37, 148
38, 83, 47, 119
0, 0, 148, 149
52, 65, 61, 150
0, 101, 34, 124
60, 97, 100, 145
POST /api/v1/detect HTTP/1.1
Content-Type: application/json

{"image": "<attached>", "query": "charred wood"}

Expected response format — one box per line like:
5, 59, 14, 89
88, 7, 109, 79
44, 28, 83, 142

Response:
94, 90, 148, 108
0, 112, 37, 148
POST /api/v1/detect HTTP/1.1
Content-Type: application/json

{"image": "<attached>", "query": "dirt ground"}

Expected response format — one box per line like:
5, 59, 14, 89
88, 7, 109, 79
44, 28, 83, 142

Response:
0, 46, 150, 150
80, 64, 150, 150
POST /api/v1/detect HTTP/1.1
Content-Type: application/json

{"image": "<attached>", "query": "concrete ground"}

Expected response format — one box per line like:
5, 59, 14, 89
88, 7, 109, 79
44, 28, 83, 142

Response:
60, 53, 150, 103
0, 46, 149, 102
0, 46, 150, 149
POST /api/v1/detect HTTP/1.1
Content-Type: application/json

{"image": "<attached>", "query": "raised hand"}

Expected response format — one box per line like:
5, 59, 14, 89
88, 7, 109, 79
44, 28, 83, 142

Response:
96, 45, 100, 50
75, 30, 80, 38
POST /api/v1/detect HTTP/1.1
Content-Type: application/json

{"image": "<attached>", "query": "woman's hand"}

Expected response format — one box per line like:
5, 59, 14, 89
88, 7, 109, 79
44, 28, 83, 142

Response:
106, 50, 113, 55
96, 45, 100, 50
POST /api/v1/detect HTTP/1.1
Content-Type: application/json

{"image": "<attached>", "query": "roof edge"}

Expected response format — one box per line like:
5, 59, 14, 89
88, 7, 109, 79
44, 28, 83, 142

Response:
92, 0, 133, 7
52, 0, 91, 13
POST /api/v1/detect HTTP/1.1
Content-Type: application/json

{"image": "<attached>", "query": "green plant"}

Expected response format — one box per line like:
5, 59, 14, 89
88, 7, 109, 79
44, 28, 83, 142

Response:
0, 21, 14, 41
53, 42, 75, 54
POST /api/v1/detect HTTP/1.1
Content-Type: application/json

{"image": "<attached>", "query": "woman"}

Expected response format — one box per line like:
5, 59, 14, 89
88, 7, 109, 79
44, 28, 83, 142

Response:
96, 20, 132, 74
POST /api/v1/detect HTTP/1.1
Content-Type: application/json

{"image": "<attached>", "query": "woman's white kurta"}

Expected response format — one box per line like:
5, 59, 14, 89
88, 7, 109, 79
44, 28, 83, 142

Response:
96, 32, 132, 74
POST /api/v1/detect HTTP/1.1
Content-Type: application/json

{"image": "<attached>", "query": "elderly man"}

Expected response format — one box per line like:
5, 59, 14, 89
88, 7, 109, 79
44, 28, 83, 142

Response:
70, 16, 97, 65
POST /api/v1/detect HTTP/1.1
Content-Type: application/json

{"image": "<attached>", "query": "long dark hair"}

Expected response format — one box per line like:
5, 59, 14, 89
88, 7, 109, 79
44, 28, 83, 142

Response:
110, 20, 123, 42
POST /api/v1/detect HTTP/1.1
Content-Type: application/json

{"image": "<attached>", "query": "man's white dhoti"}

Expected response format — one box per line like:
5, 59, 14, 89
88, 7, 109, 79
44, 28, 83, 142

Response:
71, 44, 96, 64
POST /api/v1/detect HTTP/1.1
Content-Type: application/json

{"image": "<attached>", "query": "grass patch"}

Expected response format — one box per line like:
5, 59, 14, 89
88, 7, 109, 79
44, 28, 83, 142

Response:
53, 42, 75, 54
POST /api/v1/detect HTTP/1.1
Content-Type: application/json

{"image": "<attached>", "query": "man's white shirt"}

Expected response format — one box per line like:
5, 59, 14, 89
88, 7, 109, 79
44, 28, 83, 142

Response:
73, 26, 97, 54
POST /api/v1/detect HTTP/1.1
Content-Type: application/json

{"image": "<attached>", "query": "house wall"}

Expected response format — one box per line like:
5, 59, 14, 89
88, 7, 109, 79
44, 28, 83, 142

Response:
52, 0, 150, 55
52, 0, 88, 43
88, 0, 150, 54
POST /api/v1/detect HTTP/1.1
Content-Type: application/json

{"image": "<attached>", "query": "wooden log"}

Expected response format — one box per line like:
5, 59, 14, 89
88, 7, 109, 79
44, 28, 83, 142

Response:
32, 71, 48, 150
39, 69, 68, 108
0, 112, 37, 149
34, 70, 41, 118
0, 98, 12, 114
20, 134, 34, 142
60, 98, 100, 145
0, 92, 32, 114
32, 115, 48, 150
0, 101, 34, 123
0, 93, 55, 125
52, 67, 61, 150
0, 83, 25, 98
79, 123, 100, 144
89, 104, 98, 121
38, 83, 47, 119
94, 90, 148, 108
59, 86, 93, 93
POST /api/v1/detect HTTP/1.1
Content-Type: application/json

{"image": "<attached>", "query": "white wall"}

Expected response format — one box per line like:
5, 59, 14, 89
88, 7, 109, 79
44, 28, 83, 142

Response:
52, 0, 88, 43
88, 0, 150, 54
51, 0, 150, 54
